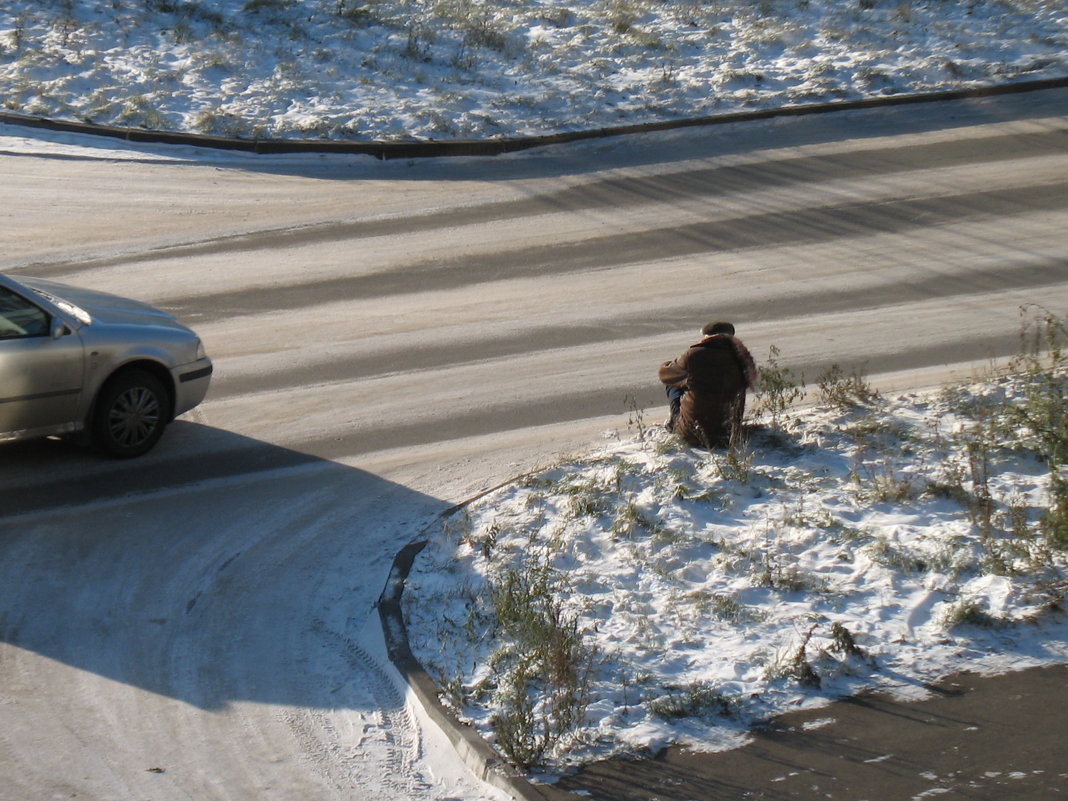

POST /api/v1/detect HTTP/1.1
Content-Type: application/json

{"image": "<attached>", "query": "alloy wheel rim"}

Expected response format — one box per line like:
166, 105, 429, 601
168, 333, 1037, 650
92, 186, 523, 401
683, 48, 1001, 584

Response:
107, 387, 161, 448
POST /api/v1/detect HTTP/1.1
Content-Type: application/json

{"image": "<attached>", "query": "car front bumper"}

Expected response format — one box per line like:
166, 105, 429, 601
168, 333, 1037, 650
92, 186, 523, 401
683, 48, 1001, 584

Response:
172, 357, 213, 418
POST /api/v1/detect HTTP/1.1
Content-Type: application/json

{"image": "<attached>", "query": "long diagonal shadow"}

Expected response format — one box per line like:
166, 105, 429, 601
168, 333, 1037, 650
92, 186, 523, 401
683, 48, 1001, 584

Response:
0, 422, 450, 713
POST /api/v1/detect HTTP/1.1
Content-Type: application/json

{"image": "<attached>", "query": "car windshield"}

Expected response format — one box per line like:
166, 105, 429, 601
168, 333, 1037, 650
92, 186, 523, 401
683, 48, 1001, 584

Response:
29, 287, 92, 325
0, 286, 49, 337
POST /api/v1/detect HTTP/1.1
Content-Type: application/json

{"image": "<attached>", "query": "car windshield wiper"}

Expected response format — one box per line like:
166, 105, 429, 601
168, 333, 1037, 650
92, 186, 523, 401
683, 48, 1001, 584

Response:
30, 288, 92, 326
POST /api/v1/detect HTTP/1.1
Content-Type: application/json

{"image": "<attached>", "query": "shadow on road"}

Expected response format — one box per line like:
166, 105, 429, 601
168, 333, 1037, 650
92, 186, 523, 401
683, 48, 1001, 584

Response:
0, 421, 451, 713
551, 665, 1068, 801
6, 87, 1068, 187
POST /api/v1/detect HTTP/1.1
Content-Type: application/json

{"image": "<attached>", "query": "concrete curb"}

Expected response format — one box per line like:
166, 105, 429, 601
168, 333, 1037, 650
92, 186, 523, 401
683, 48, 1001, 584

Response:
3, 75, 1068, 160
378, 494, 569, 801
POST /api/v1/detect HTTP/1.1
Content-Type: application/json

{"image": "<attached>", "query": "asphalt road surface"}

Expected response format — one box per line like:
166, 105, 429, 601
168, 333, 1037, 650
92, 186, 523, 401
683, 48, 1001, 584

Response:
1, 87, 1067, 800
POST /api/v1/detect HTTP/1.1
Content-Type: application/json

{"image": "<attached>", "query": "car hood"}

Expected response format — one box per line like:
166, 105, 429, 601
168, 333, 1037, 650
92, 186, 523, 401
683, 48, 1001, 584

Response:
16, 276, 183, 329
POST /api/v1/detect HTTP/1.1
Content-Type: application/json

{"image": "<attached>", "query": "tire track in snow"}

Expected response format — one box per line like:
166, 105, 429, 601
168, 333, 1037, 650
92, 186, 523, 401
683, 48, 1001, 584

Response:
208, 252, 1068, 400
4, 108, 1067, 493
2, 95, 1068, 801
26, 121, 1068, 280
151, 179, 1068, 323
276, 619, 430, 799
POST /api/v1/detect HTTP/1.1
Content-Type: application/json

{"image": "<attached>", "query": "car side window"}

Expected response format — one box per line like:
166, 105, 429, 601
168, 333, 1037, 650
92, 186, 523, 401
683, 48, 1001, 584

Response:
0, 286, 50, 339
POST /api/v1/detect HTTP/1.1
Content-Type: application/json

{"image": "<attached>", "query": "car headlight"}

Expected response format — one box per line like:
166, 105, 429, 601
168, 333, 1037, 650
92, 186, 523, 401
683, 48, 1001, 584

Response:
196, 338, 207, 360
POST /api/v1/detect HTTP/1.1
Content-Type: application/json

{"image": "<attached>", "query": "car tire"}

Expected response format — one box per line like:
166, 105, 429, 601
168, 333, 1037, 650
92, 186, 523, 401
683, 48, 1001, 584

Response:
92, 370, 171, 458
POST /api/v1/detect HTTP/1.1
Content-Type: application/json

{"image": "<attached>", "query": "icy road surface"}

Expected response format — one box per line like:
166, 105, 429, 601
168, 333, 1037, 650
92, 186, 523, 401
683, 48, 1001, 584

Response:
1, 88, 1068, 800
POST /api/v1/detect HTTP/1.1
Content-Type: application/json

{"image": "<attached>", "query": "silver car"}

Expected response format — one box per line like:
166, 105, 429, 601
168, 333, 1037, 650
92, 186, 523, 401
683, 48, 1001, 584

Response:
0, 273, 212, 458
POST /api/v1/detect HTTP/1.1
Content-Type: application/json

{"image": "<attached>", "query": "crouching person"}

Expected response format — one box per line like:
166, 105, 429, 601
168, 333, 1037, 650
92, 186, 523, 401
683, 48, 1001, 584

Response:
659, 321, 757, 447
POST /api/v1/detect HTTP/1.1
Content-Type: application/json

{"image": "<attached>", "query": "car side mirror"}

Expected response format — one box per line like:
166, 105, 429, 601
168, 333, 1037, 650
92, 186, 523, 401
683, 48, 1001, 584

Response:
50, 317, 67, 339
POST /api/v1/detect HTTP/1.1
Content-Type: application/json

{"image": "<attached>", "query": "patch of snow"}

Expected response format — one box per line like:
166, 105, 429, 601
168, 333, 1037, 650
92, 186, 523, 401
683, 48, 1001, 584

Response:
1, 0, 1066, 141
405, 369, 1068, 772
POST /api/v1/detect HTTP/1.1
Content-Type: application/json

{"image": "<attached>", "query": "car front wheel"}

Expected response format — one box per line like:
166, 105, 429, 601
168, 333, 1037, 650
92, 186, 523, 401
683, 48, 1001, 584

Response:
92, 370, 171, 458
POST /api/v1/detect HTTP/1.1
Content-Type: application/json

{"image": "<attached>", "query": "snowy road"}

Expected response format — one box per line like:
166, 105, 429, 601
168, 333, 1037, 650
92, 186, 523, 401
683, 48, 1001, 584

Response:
1, 88, 1068, 800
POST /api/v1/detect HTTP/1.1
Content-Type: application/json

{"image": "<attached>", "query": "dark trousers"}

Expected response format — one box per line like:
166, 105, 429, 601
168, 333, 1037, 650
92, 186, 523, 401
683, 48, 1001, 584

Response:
666, 385, 684, 428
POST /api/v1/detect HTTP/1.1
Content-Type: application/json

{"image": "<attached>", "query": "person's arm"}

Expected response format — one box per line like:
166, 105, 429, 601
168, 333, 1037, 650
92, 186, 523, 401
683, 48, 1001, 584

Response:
659, 357, 688, 388
730, 339, 759, 389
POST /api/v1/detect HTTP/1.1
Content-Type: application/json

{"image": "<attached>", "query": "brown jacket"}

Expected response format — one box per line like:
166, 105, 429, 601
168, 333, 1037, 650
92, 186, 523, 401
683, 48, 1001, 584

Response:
659, 334, 757, 446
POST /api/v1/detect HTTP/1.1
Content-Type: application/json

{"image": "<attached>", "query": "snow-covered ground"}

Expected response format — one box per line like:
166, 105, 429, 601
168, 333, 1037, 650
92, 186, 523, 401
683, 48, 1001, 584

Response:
3, 1, 1067, 794
404, 356, 1068, 776
2, 0, 1067, 141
